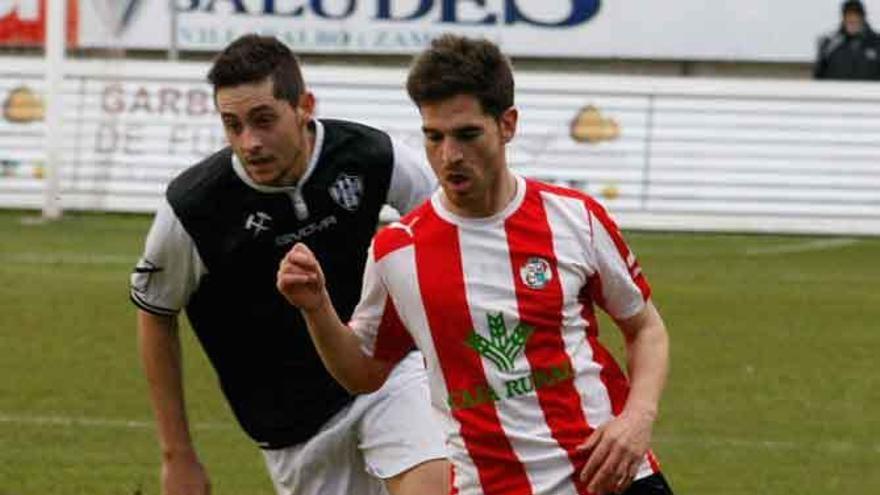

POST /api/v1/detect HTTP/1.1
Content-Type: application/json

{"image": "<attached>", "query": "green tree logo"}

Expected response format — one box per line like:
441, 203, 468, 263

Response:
466, 313, 534, 372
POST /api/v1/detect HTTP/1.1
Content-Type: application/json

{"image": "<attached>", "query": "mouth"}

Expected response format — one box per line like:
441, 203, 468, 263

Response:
245, 156, 275, 168
444, 172, 472, 193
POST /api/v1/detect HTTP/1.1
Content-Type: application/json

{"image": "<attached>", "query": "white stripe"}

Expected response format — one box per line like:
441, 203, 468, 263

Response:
745, 238, 860, 256
0, 252, 135, 265
0, 412, 232, 431
542, 193, 613, 430
378, 244, 476, 492
544, 193, 654, 480
459, 222, 576, 495
589, 212, 646, 320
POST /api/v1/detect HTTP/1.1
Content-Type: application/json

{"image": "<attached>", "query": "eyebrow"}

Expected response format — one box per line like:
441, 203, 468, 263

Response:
219, 104, 277, 120
422, 124, 482, 134
247, 105, 277, 118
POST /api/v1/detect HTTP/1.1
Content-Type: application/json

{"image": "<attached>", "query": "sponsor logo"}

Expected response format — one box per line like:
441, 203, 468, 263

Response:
244, 211, 272, 237
447, 312, 575, 411
519, 256, 553, 290
328, 173, 363, 212
92, 0, 143, 36
274, 215, 338, 246
467, 312, 533, 372
0, 0, 79, 46
3, 86, 43, 123
570, 105, 620, 144
177, 1, 602, 28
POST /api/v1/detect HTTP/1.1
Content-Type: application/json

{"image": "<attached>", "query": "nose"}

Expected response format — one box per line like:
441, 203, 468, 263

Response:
240, 126, 263, 154
440, 137, 463, 165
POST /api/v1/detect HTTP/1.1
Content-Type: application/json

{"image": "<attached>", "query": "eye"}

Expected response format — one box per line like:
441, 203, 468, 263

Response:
222, 119, 242, 134
252, 114, 277, 128
423, 131, 443, 143
456, 128, 482, 141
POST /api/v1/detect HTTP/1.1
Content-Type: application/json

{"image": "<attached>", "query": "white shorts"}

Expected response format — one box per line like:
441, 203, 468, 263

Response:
261, 351, 446, 495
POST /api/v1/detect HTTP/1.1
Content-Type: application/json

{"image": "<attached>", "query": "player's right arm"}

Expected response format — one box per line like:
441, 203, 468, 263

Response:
131, 198, 209, 494
276, 243, 394, 393
138, 311, 210, 495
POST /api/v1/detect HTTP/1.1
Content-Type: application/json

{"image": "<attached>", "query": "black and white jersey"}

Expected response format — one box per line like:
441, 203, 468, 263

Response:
130, 119, 436, 449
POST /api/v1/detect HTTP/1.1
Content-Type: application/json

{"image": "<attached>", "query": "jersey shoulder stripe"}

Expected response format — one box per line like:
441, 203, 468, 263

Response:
372, 200, 433, 262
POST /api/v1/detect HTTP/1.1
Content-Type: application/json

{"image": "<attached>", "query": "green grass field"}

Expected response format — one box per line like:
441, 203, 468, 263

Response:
1, 209, 878, 494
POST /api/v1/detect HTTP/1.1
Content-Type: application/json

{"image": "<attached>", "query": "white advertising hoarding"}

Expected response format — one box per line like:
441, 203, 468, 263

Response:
2, 57, 880, 235
73, 0, 880, 62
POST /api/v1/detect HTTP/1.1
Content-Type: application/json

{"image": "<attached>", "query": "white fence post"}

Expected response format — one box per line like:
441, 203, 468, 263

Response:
42, 0, 67, 220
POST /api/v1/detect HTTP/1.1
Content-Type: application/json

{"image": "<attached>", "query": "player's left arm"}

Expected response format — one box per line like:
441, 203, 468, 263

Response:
579, 300, 669, 494
575, 201, 670, 494
385, 137, 437, 214
277, 243, 395, 393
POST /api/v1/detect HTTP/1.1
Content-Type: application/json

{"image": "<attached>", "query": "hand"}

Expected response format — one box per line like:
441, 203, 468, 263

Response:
577, 409, 655, 494
276, 243, 328, 312
161, 451, 211, 495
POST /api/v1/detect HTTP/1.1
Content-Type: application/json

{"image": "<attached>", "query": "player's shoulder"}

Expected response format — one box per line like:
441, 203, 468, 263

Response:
166, 147, 236, 207
317, 118, 395, 171
320, 118, 391, 149
372, 201, 433, 262
526, 177, 605, 211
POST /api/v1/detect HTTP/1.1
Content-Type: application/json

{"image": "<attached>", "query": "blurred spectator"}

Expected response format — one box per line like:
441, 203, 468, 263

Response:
814, 0, 880, 80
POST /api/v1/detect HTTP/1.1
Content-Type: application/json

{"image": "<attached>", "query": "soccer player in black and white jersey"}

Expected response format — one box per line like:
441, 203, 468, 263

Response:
130, 34, 446, 495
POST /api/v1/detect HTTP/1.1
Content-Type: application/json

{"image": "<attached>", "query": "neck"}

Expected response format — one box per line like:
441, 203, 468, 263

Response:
280, 123, 316, 186
444, 171, 517, 218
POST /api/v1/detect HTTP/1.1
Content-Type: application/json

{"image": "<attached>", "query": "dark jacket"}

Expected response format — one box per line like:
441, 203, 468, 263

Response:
814, 23, 880, 80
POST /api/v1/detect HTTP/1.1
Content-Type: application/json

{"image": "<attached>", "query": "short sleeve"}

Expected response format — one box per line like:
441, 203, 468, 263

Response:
586, 200, 651, 321
385, 136, 436, 215
129, 198, 207, 315
348, 245, 415, 364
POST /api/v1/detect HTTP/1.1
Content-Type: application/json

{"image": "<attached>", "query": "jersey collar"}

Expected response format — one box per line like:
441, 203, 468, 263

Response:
431, 174, 527, 227
230, 119, 326, 193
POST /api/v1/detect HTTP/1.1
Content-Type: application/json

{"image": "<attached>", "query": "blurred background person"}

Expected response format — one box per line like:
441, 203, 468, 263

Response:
814, 0, 880, 79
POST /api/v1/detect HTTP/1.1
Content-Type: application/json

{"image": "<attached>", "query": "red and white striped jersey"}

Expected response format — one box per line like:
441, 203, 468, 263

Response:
350, 175, 661, 495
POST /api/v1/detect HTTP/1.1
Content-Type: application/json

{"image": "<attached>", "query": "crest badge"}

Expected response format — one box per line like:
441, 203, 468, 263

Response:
519, 257, 553, 290
329, 173, 363, 212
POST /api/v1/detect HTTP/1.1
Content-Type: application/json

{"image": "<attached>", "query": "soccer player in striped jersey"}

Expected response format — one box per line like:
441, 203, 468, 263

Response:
277, 34, 674, 495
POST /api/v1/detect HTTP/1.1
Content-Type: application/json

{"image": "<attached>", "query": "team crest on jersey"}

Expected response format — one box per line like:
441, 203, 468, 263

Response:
466, 313, 534, 373
328, 173, 363, 212
519, 257, 553, 289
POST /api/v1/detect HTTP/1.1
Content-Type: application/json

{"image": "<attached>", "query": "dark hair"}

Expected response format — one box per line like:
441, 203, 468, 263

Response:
207, 34, 305, 105
842, 0, 866, 16
406, 34, 514, 119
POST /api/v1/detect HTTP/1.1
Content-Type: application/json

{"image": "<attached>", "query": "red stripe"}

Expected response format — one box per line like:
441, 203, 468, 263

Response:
579, 277, 631, 417
373, 296, 414, 363
589, 337, 630, 416
584, 197, 651, 301
415, 208, 532, 495
373, 225, 415, 262
505, 188, 592, 494
646, 449, 661, 473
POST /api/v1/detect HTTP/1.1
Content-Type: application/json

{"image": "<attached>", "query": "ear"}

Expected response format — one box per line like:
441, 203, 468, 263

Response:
295, 91, 316, 122
499, 106, 518, 144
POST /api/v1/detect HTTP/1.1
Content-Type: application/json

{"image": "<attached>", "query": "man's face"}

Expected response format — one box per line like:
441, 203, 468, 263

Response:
418, 94, 517, 217
844, 11, 865, 35
216, 78, 314, 186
